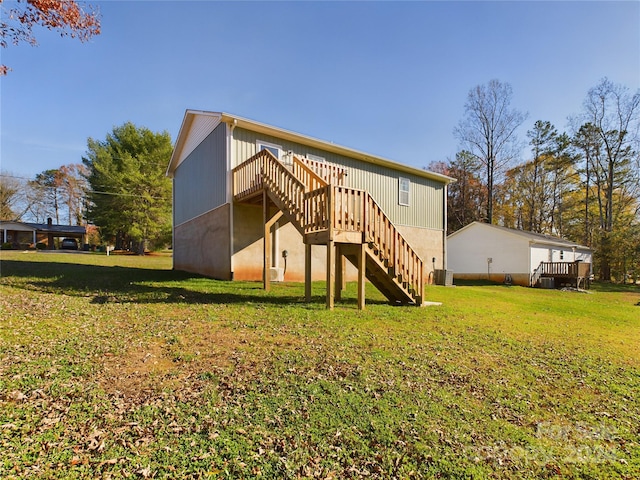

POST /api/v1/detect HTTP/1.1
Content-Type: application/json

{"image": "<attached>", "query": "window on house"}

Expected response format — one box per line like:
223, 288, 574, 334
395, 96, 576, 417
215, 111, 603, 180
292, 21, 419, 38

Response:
306, 153, 326, 163
399, 177, 410, 206
257, 141, 282, 159
560, 250, 564, 260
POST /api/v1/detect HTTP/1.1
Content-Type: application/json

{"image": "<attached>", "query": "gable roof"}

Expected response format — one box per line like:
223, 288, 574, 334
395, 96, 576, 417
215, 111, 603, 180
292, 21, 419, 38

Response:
167, 110, 455, 185
448, 221, 591, 250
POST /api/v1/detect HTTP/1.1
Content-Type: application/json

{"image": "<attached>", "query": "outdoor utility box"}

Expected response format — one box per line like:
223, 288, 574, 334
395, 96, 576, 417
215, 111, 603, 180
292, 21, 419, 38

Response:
540, 277, 555, 289
269, 267, 284, 282
434, 269, 454, 286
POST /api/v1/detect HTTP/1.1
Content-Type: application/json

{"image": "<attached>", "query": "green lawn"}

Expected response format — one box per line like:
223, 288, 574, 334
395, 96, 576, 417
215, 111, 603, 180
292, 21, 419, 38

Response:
1, 251, 638, 479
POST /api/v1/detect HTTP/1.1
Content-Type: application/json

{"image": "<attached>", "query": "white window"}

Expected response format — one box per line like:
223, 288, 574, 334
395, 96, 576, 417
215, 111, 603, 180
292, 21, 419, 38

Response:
257, 140, 282, 159
306, 153, 326, 163
399, 177, 410, 206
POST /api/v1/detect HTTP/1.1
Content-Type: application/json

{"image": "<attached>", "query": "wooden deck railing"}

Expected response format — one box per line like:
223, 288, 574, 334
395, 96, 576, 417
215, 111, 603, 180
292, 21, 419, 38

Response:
233, 150, 307, 231
233, 151, 424, 301
540, 261, 578, 277
304, 184, 424, 298
292, 157, 328, 192
298, 156, 347, 186
530, 261, 592, 287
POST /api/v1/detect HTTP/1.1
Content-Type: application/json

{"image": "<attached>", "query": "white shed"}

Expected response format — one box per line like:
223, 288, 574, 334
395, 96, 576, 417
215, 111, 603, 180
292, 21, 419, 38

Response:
447, 222, 592, 286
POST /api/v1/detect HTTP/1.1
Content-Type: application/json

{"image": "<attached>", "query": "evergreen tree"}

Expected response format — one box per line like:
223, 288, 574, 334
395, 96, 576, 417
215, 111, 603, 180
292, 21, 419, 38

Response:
83, 122, 172, 253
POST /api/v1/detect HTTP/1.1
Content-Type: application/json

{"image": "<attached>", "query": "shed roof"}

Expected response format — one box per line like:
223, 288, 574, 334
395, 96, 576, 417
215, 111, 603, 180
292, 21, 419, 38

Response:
167, 110, 455, 185
448, 221, 591, 250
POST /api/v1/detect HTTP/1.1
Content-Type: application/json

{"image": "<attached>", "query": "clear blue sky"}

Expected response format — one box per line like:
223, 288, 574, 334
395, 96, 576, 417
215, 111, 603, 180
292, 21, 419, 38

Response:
1, 1, 638, 178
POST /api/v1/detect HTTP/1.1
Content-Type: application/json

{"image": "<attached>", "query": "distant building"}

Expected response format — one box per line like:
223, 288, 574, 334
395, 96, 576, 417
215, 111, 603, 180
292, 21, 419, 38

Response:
0, 218, 86, 249
447, 222, 592, 287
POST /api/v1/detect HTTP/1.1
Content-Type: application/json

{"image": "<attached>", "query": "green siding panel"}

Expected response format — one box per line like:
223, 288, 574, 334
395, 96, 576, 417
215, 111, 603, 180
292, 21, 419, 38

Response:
232, 127, 444, 230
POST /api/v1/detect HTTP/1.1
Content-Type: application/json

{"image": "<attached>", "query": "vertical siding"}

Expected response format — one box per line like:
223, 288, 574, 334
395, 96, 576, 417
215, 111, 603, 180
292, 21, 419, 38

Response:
231, 127, 444, 230
173, 123, 227, 226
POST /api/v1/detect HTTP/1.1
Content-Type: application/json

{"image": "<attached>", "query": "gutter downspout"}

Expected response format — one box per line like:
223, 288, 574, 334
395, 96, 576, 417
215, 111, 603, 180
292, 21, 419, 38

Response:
442, 183, 448, 272
227, 120, 237, 280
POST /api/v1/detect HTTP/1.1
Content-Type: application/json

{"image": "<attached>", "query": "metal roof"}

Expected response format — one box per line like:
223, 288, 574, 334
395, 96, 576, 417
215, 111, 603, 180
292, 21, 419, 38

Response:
448, 221, 591, 250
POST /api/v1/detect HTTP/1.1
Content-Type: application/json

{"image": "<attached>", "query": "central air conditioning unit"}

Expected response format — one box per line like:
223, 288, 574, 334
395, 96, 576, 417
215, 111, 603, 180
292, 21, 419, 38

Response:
269, 267, 284, 282
540, 277, 555, 289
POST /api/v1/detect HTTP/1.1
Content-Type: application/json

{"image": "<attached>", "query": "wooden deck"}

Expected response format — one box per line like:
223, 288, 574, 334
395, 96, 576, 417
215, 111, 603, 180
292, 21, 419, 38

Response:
531, 261, 592, 289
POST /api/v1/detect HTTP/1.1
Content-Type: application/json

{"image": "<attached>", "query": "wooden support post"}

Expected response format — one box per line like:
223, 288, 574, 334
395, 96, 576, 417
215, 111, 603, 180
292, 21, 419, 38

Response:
357, 242, 366, 310
263, 190, 283, 292
326, 240, 335, 310
263, 191, 271, 292
335, 244, 343, 302
305, 243, 312, 302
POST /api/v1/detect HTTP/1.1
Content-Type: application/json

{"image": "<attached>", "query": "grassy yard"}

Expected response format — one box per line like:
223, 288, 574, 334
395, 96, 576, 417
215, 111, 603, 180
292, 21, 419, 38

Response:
0, 251, 638, 479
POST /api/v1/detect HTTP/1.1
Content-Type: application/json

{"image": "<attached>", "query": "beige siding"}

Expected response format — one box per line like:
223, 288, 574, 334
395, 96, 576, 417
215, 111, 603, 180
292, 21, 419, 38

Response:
231, 127, 444, 230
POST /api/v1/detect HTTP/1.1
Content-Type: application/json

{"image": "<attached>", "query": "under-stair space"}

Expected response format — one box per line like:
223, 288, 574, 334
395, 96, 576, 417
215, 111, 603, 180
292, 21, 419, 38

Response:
232, 150, 425, 309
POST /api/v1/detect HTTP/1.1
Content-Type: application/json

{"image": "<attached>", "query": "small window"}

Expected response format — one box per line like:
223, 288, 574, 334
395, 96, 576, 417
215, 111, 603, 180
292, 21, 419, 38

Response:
257, 140, 282, 159
306, 153, 325, 163
399, 177, 410, 206
560, 250, 564, 260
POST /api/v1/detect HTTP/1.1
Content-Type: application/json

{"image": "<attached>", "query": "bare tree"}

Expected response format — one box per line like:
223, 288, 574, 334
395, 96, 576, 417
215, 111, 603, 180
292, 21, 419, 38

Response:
454, 79, 527, 224
0, 172, 26, 220
574, 78, 640, 280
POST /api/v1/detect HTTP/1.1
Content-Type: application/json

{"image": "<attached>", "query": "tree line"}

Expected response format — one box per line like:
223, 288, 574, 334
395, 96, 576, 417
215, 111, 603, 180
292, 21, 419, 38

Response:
431, 78, 640, 283
1, 123, 172, 253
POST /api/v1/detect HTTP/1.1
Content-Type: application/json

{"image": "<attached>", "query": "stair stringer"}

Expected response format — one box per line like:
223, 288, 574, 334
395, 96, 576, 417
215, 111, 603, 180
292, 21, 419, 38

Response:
341, 243, 421, 305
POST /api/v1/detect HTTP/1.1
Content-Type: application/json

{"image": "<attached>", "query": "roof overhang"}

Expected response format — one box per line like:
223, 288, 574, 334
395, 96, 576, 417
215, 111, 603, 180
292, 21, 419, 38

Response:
167, 110, 456, 185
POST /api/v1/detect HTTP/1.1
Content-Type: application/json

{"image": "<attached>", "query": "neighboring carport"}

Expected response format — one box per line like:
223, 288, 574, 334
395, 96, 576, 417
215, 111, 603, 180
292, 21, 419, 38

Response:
0, 219, 86, 250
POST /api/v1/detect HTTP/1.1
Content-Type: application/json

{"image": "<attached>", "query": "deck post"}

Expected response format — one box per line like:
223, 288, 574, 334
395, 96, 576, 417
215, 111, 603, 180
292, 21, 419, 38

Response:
263, 191, 283, 292
335, 245, 343, 302
326, 240, 335, 310
357, 242, 366, 310
305, 243, 312, 302
263, 191, 271, 292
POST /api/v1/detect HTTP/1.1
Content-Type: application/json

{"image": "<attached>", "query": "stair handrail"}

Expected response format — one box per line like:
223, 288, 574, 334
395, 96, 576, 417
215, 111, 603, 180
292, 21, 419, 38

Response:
305, 183, 423, 302
363, 191, 423, 301
233, 150, 308, 232
297, 156, 347, 186
531, 261, 544, 287
233, 151, 265, 199
292, 156, 328, 191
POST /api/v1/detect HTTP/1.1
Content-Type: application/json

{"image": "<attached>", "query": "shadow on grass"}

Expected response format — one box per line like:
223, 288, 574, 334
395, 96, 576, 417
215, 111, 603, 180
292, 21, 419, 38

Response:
0, 260, 388, 307
590, 281, 640, 293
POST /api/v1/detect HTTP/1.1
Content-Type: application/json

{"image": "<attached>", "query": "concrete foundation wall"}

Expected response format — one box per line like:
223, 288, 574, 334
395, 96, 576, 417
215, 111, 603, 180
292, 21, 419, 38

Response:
231, 204, 443, 284
231, 203, 354, 282
173, 204, 231, 279
396, 225, 444, 285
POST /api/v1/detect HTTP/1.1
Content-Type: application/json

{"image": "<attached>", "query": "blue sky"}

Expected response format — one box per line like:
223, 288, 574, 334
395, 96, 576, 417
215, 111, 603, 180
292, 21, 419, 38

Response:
1, 1, 639, 178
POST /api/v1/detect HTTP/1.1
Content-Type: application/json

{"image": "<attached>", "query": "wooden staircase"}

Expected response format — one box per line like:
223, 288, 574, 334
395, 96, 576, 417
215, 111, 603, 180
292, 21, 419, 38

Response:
233, 150, 424, 308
